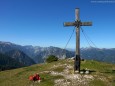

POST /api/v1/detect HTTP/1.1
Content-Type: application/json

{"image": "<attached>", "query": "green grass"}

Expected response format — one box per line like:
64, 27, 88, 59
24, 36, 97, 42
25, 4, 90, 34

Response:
0, 59, 115, 86
81, 60, 115, 72
0, 60, 66, 86
81, 60, 115, 86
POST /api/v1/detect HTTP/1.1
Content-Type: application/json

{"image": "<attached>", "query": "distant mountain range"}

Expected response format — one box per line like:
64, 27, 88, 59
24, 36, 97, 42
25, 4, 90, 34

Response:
0, 41, 115, 70
81, 47, 115, 64
0, 41, 74, 64
5, 50, 35, 66
0, 53, 24, 71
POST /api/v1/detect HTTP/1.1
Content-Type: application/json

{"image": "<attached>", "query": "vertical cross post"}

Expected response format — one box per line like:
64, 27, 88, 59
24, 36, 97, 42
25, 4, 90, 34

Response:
75, 8, 80, 72
64, 8, 92, 73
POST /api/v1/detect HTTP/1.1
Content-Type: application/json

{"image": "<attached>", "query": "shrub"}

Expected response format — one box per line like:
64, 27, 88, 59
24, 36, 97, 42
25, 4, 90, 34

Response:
46, 55, 58, 63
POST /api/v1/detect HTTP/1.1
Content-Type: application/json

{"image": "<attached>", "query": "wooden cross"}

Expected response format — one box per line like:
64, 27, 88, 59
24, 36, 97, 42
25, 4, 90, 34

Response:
64, 8, 92, 73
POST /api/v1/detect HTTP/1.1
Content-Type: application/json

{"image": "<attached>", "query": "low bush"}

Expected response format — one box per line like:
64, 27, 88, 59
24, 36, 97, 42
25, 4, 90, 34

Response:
46, 55, 58, 63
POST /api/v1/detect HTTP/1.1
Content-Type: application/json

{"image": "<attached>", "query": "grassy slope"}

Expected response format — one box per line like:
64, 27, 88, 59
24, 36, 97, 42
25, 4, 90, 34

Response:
0, 59, 115, 86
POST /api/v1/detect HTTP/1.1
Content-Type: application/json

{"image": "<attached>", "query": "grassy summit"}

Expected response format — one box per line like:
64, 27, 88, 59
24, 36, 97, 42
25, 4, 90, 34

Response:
0, 59, 115, 86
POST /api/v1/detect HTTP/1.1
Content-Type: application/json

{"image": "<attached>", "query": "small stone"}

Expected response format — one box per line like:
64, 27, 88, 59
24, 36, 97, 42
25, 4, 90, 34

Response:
75, 70, 79, 73
80, 71, 84, 74
85, 70, 90, 74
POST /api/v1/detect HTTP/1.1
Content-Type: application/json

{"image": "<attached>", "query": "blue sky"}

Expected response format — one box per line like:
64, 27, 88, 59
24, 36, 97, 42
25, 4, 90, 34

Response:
0, 0, 115, 48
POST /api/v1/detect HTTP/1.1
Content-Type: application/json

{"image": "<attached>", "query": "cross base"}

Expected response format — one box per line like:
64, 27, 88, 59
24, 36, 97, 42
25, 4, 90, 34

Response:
74, 55, 80, 72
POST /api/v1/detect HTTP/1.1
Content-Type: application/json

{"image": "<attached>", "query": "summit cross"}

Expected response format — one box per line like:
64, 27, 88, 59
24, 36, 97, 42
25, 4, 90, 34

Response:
64, 8, 92, 73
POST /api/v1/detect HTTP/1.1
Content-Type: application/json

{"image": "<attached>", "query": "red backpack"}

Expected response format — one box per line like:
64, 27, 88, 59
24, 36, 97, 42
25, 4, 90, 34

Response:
29, 74, 41, 81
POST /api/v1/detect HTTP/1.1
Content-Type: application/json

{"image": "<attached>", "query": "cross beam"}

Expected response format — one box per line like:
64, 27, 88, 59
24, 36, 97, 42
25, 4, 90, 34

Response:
64, 22, 92, 27
64, 8, 92, 73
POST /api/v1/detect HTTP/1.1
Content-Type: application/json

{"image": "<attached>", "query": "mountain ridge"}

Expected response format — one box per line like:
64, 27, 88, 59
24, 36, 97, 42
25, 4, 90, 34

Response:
5, 49, 36, 66
0, 41, 115, 64
0, 53, 25, 71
